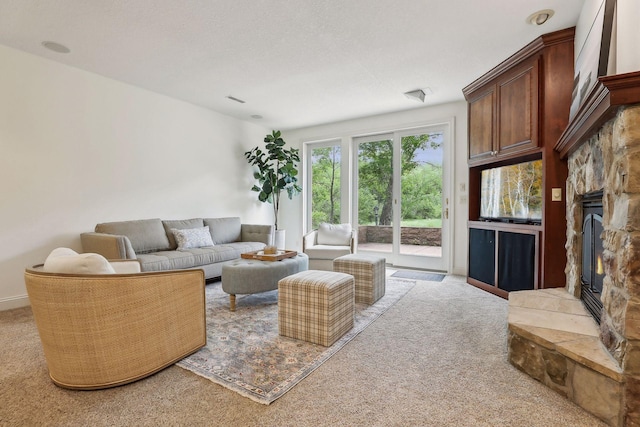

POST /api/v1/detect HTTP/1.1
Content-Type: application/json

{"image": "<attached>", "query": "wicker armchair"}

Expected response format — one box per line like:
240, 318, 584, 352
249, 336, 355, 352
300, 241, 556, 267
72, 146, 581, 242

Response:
24, 264, 206, 390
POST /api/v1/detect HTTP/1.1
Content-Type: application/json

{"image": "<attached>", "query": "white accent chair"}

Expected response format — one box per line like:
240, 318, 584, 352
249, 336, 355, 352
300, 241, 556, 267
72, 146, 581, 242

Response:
302, 223, 354, 270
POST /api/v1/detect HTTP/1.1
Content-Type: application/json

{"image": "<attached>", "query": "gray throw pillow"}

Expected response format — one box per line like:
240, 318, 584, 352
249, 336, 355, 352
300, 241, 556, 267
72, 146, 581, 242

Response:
163, 218, 205, 249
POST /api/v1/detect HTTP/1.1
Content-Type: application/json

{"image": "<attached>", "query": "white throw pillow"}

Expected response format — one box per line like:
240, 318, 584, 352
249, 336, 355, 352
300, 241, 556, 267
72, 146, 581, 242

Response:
43, 247, 116, 274
172, 226, 215, 250
316, 223, 352, 246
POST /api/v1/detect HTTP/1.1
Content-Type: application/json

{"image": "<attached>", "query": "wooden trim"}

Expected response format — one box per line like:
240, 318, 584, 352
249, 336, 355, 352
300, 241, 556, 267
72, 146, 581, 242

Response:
462, 27, 575, 98
468, 220, 542, 233
555, 71, 640, 158
467, 277, 509, 299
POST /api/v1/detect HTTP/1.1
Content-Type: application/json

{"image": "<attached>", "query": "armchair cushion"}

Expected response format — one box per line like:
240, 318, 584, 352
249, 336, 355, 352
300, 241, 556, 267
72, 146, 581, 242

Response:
317, 223, 352, 246
172, 226, 215, 250
303, 245, 352, 260
43, 248, 116, 274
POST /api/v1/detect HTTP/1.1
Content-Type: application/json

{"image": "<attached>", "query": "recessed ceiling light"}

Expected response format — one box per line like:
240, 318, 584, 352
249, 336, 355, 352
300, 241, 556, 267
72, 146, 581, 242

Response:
527, 9, 554, 26
226, 95, 246, 104
42, 41, 70, 53
251, 114, 263, 119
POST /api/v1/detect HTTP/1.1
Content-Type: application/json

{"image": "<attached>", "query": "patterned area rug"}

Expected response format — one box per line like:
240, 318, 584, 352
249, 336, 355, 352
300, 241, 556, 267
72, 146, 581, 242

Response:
177, 277, 415, 404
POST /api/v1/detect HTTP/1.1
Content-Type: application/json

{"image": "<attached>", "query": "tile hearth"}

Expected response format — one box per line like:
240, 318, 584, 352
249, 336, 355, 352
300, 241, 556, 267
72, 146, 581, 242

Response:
508, 289, 623, 426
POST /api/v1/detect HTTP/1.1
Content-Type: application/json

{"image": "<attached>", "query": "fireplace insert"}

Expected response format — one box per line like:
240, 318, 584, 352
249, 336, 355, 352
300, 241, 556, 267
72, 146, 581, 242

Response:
581, 191, 604, 324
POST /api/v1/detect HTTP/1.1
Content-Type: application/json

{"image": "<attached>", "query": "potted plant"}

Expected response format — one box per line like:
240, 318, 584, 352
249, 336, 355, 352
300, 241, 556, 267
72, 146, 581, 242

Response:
245, 130, 302, 248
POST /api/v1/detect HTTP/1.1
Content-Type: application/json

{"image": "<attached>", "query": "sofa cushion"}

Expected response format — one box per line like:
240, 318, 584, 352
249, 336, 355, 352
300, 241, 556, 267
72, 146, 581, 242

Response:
135, 251, 197, 272
162, 218, 204, 249
135, 242, 267, 272
172, 226, 215, 250
204, 217, 242, 244
95, 219, 171, 254
43, 247, 116, 274
317, 223, 352, 246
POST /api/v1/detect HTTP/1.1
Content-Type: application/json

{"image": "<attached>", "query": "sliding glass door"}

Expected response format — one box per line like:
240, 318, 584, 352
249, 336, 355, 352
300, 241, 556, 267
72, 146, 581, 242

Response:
355, 124, 450, 271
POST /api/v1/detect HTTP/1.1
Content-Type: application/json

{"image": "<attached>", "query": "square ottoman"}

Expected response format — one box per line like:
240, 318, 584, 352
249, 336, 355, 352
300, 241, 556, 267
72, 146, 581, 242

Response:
333, 254, 386, 304
278, 270, 354, 347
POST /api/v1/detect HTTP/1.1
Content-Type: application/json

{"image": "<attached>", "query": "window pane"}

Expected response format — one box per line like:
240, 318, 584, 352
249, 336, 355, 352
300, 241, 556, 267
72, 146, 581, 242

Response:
399, 131, 443, 257
311, 145, 341, 229
357, 139, 393, 253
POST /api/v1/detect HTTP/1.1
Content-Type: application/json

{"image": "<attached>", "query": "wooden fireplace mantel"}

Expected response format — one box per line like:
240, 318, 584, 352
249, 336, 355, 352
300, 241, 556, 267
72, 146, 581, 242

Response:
555, 71, 640, 159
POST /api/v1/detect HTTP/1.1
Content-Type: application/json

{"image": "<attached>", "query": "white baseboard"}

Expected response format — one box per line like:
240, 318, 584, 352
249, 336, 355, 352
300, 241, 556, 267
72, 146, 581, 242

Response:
452, 267, 467, 276
0, 294, 30, 311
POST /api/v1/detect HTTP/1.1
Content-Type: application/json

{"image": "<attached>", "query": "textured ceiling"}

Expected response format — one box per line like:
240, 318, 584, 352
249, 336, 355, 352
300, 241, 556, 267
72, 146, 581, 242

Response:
0, 0, 585, 130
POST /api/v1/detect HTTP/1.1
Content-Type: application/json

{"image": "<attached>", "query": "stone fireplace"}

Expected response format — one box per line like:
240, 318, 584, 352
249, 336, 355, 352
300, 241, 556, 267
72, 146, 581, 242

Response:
508, 74, 640, 427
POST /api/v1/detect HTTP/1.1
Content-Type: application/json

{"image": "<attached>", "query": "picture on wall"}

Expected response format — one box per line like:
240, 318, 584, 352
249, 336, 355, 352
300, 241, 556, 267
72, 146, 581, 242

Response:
569, 0, 616, 121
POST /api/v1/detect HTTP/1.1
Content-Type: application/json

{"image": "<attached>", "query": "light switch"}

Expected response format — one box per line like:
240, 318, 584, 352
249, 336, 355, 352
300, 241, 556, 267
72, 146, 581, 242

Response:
552, 188, 562, 202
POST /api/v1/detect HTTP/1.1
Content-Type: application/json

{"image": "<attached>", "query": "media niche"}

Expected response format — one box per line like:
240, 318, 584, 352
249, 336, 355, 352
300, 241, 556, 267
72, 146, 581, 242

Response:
479, 159, 543, 224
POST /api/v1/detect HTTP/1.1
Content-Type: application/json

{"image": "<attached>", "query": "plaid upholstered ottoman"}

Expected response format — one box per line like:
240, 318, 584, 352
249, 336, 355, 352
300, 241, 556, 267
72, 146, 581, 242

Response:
333, 254, 386, 304
278, 270, 354, 347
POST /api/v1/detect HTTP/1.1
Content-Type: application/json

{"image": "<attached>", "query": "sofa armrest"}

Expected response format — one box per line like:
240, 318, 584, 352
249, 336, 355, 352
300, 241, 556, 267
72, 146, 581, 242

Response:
81, 232, 137, 260
302, 230, 318, 252
241, 224, 274, 245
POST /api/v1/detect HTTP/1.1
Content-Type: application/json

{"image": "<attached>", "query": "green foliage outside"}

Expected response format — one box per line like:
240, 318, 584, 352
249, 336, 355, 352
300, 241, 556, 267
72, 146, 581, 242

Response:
310, 132, 444, 230
358, 134, 443, 226
311, 146, 341, 229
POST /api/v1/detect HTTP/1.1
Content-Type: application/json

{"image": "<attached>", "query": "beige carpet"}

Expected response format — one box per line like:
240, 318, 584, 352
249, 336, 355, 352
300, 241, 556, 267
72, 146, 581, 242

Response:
0, 274, 606, 426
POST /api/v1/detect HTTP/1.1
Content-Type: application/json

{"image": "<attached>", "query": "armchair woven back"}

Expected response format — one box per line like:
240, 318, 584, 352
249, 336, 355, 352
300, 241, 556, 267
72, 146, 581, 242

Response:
24, 268, 206, 390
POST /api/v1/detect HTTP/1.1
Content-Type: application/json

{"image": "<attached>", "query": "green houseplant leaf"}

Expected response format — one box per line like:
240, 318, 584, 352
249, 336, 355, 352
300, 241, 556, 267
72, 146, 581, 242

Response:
245, 130, 301, 230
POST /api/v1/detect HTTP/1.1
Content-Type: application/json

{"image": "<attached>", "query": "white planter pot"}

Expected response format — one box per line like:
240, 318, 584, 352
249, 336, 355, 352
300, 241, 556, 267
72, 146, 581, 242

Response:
274, 229, 286, 250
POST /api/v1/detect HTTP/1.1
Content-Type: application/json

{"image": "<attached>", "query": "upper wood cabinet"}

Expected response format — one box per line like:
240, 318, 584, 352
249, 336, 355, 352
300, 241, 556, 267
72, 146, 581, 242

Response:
466, 56, 540, 165
463, 28, 577, 167
468, 88, 495, 163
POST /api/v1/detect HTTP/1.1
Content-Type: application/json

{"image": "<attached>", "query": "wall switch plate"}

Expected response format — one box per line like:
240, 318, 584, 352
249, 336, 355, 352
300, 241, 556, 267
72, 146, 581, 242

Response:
552, 188, 562, 202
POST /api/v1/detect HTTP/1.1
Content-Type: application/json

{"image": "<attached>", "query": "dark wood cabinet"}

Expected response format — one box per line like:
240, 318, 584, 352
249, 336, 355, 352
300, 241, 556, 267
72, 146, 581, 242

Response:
468, 222, 539, 298
497, 58, 539, 156
468, 88, 495, 163
467, 57, 540, 166
464, 28, 575, 296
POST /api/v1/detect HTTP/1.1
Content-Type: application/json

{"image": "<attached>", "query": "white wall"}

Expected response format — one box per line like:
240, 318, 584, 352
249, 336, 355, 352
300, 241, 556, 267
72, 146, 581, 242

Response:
281, 101, 469, 275
0, 45, 271, 310
615, 0, 640, 73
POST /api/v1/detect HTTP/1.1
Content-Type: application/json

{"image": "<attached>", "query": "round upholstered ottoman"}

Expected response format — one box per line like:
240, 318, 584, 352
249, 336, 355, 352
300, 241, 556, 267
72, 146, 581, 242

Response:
221, 253, 308, 311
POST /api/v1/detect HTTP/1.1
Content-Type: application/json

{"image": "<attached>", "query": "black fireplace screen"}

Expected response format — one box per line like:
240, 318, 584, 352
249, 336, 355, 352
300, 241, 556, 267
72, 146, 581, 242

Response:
581, 192, 604, 324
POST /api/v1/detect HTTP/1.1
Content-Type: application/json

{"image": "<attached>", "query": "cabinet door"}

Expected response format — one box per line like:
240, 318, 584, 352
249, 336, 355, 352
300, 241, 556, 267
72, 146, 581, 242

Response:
468, 88, 495, 164
497, 231, 537, 292
497, 58, 539, 156
468, 228, 496, 286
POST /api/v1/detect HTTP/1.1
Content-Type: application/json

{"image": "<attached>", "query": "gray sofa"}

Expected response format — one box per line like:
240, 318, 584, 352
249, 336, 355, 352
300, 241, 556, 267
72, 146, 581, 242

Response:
81, 217, 273, 280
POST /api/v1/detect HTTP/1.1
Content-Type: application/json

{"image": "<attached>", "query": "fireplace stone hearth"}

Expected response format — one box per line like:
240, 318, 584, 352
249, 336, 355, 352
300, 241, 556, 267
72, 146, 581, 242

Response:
508, 103, 640, 426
